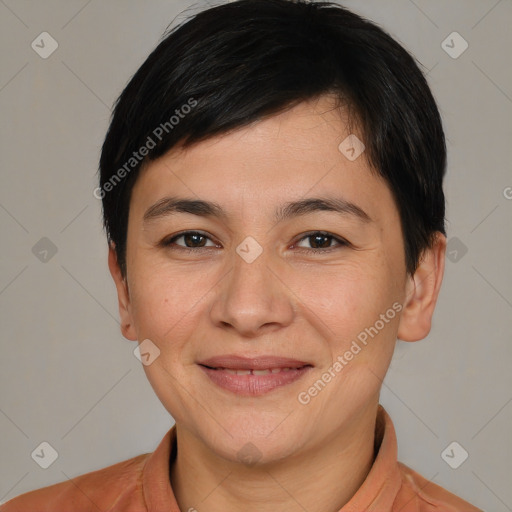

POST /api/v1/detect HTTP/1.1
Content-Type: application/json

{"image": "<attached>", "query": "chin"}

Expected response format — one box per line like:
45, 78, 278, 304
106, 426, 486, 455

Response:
200, 417, 306, 466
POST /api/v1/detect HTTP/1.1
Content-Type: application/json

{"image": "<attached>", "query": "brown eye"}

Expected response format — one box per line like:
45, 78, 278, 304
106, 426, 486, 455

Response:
182, 233, 207, 247
308, 234, 333, 249
162, 231, 218, 249
295, 231, 348, 252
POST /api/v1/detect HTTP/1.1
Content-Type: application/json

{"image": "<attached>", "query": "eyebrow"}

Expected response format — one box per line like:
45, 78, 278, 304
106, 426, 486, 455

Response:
143, 196, 372, 225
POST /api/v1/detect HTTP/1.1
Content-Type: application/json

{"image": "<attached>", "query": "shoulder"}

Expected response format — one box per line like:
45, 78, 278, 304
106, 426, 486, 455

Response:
0, 453, 151, 512
395, 462, 483, 511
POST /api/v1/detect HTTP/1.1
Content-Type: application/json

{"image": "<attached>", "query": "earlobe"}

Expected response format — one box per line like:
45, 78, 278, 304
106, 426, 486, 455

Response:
397, 233, 446, 342
108, 243, 138, 341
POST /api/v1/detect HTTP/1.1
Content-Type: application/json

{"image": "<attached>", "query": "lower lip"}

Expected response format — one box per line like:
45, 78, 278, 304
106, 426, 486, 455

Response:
199, 365, 312, 396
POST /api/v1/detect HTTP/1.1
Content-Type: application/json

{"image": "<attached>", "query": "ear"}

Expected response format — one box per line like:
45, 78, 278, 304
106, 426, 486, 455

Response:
397, 232, 446, 342
108, 243, 138, 341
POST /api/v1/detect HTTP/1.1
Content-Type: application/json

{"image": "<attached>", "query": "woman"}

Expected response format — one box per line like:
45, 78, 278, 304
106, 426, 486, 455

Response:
1, 1, 482, 510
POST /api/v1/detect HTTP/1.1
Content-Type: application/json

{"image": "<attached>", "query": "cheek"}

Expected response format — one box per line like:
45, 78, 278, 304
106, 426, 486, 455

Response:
293, 258, 400, 387
128, 262, 205, 343
127, 264, 206, 419
293, 260, 395, 332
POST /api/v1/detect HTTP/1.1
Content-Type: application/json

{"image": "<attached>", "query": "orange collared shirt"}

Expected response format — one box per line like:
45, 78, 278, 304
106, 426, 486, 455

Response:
1, 406, 482, 511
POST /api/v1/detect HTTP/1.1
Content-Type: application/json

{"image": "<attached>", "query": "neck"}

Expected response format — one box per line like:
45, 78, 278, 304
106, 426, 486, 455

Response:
170, 402, 379, 512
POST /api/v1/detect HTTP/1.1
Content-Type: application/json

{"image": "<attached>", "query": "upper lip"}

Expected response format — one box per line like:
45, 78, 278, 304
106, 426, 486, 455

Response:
198, 355, 312, 370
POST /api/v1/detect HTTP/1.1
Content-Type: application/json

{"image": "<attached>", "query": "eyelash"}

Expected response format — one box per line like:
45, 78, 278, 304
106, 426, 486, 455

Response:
160, 230, 350, 254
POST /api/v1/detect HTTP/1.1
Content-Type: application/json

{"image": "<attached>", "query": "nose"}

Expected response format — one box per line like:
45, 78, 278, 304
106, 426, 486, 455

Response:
209, 249, 295, 338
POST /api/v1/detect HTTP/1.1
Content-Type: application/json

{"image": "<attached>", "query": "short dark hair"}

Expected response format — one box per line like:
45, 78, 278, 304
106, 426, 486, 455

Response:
99, 0, 446, 277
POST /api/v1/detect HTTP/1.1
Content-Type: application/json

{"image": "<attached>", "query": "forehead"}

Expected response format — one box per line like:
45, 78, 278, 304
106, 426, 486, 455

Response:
130, 96, 396, 224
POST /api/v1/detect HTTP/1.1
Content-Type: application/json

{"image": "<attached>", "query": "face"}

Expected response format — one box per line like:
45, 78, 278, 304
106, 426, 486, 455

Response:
109, 95, 440, 465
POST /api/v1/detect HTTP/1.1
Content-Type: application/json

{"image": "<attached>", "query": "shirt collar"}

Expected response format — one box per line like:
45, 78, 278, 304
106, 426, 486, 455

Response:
340, 404, 402, 510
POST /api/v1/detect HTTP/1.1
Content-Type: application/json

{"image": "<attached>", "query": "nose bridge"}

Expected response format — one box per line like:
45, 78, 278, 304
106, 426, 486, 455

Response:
209, 246, 294, 336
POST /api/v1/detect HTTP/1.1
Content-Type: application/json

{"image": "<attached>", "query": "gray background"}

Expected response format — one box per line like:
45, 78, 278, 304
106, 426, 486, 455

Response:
0, 0, 511, 509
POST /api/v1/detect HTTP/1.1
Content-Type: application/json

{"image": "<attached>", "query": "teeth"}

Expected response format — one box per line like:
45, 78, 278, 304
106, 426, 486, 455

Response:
224, 369, 251, 375
221, 367, 298, 375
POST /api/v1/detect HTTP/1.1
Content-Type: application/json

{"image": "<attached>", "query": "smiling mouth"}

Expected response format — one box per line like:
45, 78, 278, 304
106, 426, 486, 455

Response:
200, 365, 311, 375
198, 362, 313, 396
